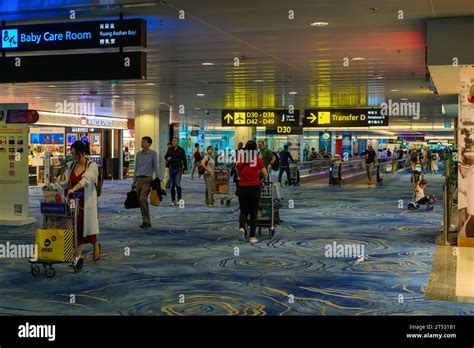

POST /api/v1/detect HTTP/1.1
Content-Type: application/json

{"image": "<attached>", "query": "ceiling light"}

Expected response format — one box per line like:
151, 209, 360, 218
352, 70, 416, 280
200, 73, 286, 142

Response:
34, 96, 42, 99
255, 80, 264, 83
400, 98, 408, 101
48, 85, 56, 88
202, 62, 214, 66
146, 82, 155, 86
390, 89, 399, 92
289, 91, 298, 95
352, 57, 365, 61
374, 75, 383, 80
310, 22, 329, 27
112, 95, 120, 98
195, 108, 201, 110
196, 93, 205, 97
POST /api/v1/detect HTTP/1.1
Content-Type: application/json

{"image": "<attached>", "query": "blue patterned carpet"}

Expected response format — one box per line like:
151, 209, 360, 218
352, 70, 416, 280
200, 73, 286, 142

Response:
0, 171, 473, 315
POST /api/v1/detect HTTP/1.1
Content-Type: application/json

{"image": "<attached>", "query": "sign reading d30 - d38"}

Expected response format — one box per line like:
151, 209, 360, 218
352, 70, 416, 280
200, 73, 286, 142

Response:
222, 109, 300, 127
303, 108, 388, 127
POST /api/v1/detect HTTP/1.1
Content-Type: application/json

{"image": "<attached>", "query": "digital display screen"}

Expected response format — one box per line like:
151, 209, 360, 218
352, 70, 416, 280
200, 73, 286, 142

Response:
1, 19, 146, 52
30, 133, 65, 145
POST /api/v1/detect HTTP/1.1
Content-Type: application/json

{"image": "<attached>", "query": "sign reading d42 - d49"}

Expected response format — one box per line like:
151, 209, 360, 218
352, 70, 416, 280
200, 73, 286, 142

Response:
222, 109, 300, 127
303, 108, 388, 127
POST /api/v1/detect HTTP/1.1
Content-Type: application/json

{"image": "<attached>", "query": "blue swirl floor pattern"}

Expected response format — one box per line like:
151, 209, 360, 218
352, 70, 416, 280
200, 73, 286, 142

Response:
0, 172, 472, 316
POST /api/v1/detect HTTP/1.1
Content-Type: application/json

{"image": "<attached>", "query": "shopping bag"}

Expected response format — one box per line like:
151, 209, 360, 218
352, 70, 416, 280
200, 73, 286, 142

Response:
150, 189, 161, 206
162, 168, 170, 190
35, 228, 75, 262
124, 189, 140, 209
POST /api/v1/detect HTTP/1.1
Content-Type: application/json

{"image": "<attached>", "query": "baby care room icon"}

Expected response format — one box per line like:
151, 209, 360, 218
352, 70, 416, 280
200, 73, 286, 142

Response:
2, 29, 18, 48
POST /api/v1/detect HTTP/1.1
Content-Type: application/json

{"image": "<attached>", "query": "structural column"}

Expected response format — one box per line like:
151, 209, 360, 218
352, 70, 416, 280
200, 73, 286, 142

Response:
234, 127, 255, 149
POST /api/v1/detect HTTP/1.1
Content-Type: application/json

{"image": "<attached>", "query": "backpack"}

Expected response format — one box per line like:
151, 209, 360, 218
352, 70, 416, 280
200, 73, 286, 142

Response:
271, 151, 280, 171
198, 157, 210, 176
70, 159, 103, 197
194, 151, 203, 162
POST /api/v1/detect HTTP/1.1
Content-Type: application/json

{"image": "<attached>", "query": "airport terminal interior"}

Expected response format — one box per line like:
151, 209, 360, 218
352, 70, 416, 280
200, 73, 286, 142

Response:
0, 0, 474, 316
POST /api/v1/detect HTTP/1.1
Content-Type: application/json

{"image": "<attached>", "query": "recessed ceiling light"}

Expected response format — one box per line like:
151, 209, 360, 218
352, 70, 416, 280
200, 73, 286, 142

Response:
112, 95, 120, 98
374, 75, 383, 80
289, 91, 298, 95
196, 93, 205, 97
48, 85, 56, 88
34, 96, 42, 99
390, 89, 399, 92
202, 62, 214, 66
400, 98, 408, 101
146, 82, 155, 86
160, 102, 166, 105
194, 108, 201, 110
310, 22, 329, 27
255, 80, 264, 83
352, 57, 365, 61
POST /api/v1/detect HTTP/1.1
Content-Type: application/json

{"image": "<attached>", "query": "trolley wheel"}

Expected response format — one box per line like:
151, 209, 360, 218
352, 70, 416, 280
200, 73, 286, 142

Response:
45, 266, 56, 278
31, 264, 41, 277
226, 199, 231, 207
269, 228, 275, 239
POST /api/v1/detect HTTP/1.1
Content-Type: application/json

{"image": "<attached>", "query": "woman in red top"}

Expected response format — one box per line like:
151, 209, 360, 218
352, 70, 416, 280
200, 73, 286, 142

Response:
236, 140, 269, 243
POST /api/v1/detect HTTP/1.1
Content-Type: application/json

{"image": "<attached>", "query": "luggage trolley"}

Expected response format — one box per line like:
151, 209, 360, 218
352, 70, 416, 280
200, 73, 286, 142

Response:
285, 163, 300, 186
256, 181, 281, 239
30, 192, 84, 278
213, 168, 232, 206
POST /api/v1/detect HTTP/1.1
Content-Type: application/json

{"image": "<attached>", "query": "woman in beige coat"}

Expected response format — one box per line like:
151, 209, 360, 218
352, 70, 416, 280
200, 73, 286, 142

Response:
54, 140, 100, 268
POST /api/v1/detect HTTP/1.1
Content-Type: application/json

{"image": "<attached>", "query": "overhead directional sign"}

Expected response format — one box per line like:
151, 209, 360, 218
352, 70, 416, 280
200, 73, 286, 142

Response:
303, 108, 388, 127
265, 126, 303, 135
1, 19, 146, 52
222, 109, 300, 127
0, 52, 146, 82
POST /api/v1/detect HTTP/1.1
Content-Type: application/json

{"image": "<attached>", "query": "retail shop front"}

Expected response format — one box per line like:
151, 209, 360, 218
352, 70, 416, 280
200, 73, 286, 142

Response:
29, 112, 129, 185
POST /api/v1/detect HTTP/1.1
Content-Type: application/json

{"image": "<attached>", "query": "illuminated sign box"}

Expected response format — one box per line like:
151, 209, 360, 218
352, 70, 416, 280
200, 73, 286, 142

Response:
303, 108, 388, 128
0, 52, 146, 82
265, 126, 303, 135
1, 19, 146, 52
222, 109, 300, 127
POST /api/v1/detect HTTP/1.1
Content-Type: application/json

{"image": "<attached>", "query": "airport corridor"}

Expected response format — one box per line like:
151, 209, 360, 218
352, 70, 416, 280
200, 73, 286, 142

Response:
0, 171, 471, 316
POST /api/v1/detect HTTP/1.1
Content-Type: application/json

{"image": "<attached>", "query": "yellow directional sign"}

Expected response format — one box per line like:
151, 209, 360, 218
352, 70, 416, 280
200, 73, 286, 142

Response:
234, 112, 246, 124
224, 113, 233, 124
308, 112, 318, 123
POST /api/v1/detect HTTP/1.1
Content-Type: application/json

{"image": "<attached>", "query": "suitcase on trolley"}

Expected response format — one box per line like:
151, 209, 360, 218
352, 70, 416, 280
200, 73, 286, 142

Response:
256, 182, 281, 239
30, 193, 84, 278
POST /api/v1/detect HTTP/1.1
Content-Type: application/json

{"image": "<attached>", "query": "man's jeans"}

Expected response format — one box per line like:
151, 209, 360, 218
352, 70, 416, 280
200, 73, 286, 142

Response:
169, 167, 183, 202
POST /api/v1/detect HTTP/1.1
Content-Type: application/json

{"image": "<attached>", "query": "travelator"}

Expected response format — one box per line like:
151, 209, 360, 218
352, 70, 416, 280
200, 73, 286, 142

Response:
296, 157, 411, 186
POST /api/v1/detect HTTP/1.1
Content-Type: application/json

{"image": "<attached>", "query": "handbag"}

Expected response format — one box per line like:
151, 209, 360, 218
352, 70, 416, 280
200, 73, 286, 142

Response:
198, 157, 210, 176
150, 190, 161, 206
124, 189, 140, 209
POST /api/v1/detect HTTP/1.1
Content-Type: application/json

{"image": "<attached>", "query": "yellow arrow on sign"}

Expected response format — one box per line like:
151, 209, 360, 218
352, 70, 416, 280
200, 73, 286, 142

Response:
308, 113, 317, 123
224, 113, 233, 123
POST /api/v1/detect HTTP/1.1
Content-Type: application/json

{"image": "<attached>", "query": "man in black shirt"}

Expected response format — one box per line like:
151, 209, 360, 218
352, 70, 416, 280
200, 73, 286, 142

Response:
278, 144, 294, 185
165, 138, 188, 206
362, 144, 377, 185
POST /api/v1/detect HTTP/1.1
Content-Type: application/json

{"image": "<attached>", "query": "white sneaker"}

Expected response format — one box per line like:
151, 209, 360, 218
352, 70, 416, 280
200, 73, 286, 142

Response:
177, 199, 184, 206
249, 237, 258, 244
170, 201, 176, 207
239, 228, 246, 240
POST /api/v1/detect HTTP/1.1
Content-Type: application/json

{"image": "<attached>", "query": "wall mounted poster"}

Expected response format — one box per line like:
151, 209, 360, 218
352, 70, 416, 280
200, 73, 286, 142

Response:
458, 67, 474, 241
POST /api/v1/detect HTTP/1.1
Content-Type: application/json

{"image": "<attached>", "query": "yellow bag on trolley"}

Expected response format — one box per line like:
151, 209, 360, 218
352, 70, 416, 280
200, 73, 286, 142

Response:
35, 228, 75, 262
